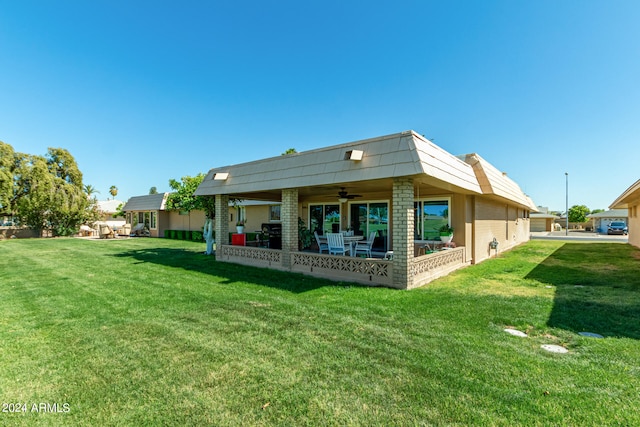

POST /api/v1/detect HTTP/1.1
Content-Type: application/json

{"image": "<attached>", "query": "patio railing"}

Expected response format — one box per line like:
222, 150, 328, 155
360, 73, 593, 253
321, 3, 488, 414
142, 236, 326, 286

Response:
217, 245, 466, 289
411, 247, 466, 288
292, 252, 393, 287
218, 245, 283, 269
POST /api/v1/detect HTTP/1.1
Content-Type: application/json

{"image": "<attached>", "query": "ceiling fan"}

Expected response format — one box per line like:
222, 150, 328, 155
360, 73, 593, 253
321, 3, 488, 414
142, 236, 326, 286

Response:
337, 187, 362, 202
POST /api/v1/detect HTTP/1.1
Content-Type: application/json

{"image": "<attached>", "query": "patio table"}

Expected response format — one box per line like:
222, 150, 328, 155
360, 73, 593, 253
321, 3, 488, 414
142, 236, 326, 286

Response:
343, 235, 364, 256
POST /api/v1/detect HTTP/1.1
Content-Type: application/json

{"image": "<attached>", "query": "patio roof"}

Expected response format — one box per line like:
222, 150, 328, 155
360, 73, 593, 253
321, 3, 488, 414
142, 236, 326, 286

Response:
195, 130, 536, 210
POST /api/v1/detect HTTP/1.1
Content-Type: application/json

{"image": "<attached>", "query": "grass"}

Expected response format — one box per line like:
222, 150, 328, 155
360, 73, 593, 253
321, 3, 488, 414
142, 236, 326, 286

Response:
0, 237, 639, 426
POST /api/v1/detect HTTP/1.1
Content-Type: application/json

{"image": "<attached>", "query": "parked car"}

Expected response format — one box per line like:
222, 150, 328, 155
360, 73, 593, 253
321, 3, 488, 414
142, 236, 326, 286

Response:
607, 221, 628, 235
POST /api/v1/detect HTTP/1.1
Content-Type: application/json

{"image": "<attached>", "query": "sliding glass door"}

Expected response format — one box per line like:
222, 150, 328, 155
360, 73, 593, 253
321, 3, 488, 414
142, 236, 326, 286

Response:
309, 204, 341, 235
350, 201, 388, 252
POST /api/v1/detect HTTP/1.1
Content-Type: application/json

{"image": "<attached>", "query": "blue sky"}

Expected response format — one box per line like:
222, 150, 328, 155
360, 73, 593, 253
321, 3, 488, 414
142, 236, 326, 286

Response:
2, 1, 639, 211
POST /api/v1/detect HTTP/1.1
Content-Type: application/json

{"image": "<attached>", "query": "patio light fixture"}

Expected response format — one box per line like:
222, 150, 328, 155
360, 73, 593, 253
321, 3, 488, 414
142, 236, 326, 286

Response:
344, 150, 364, 161
213, 172, 229, 181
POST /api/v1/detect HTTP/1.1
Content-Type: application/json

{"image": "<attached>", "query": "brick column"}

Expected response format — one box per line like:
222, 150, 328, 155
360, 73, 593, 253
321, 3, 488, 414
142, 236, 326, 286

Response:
392, 178, 414, 289
281, 188, 299, 269
215, 194, 229, 246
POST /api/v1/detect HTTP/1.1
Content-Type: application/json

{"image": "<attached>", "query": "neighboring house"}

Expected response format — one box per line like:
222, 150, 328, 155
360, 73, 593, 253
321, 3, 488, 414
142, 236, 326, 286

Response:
121, 193, 169, 238
194, 130, 537, 289
96, 200, 126, 229
610, 179, 640, 248
121, 193, 280, 237
530, 206, 558, 232
586, 209, 628, 234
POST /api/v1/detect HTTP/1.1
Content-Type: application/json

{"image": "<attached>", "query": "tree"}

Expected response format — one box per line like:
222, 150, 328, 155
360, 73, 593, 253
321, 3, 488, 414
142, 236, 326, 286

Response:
109, 185, 118, 199
84, 184, 99, 199
166, 174, 217, 254
149, 186, 158, 195
591, 208, 605, 215
10, 147, 92, 236
568, 205, 590, 223
281, 148, 297, 155
0, 141, 16, 215
14, 154, 54, 234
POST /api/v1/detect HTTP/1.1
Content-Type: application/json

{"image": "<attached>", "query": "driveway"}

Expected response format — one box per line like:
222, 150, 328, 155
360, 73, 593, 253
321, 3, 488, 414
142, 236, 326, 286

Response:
530, 230, 628, 243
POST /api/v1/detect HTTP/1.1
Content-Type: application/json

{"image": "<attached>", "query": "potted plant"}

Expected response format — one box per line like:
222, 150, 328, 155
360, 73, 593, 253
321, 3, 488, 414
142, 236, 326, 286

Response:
439, 224, 454, 244
236, 219, 246, 234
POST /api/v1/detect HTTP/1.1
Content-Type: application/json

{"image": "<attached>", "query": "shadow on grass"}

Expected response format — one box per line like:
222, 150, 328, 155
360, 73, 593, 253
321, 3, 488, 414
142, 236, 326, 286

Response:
110, 246, 344, 294
526, 243, 640, 339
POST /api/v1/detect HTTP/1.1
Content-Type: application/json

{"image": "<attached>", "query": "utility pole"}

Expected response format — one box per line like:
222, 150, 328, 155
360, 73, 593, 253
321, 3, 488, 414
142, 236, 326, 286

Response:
565, 172, 569, 236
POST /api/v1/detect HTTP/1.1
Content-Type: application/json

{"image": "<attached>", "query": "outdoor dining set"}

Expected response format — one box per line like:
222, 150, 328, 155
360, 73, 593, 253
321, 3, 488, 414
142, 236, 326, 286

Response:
314, 231, 377, 258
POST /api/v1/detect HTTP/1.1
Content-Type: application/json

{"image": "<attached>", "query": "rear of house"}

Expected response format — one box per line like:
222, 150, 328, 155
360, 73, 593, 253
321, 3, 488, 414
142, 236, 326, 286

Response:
194, 130, 536, 289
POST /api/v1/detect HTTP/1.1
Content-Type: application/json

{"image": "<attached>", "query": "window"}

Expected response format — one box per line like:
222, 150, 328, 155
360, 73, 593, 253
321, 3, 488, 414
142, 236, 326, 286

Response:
414, 198, 450, 240
270, 205, 281, 221
150, 211, 157, 229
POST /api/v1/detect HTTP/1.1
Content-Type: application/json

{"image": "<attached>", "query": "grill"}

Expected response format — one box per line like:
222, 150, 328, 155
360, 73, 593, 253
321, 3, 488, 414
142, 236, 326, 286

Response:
261, 223, 282, 249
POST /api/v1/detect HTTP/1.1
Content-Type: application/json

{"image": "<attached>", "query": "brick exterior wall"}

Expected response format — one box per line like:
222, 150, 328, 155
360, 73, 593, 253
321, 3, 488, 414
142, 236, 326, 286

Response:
215, 194, 229, 245
473, 198, 530, 263
281, 188, 298, 268
392, 177, 414, 289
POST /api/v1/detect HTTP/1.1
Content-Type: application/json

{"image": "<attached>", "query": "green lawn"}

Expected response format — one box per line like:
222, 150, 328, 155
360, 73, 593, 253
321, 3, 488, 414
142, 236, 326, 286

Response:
1, 237, 639, 426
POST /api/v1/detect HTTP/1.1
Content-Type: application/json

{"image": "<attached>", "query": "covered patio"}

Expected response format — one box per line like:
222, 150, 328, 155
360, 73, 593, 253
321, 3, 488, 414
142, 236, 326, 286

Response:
195, 131, 535, 289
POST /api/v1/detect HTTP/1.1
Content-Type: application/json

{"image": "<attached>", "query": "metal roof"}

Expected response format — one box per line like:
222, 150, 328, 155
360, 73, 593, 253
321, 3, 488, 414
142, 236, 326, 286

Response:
195, 130, 536, 210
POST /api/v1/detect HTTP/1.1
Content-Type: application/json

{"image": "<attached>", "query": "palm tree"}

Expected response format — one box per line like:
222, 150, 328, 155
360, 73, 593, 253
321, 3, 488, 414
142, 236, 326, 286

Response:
109, 185, 118, 200
84, 184, 100, 199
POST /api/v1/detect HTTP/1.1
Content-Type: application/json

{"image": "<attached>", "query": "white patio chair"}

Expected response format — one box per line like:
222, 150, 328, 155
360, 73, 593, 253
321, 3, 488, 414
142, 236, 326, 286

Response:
326, 233, 351, 256
354, 231, 377, 257
314, 231, 329, 254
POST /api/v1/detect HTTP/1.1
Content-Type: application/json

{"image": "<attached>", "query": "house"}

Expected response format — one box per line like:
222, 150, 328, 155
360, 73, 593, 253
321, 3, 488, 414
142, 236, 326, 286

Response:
530, 207, 558, 232
121, 192, 280, 238
194, 130, 537, 289
586, 209, 628, 234
610, 179, 640, 248
121, 193, 169, 237
96, 199, 126, 228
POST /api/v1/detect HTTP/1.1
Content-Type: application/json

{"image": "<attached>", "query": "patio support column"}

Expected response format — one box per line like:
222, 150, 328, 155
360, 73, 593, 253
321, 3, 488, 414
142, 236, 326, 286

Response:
392, 177, 414, 290
215, 194, 229, 246
281, 188, 298, 269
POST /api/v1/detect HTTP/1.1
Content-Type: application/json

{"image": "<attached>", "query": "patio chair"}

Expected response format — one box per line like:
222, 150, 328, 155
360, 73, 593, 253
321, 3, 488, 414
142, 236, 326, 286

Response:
314, 231, 329, 254
118, 223, 131, 236
326, 232, 351, 256
99, 224, 115, 239
130, 223, 150, 237
354, 231, 377, 257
